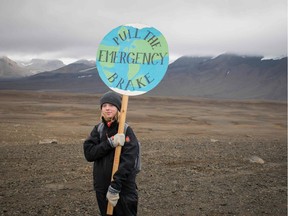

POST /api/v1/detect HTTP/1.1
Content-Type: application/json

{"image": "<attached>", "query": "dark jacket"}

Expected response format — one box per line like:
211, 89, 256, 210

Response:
83, 119, 138, 194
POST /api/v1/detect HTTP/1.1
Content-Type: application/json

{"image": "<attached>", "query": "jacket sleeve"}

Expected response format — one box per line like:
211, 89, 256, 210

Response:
110, 126, 138, 191
83, 124, 113, 162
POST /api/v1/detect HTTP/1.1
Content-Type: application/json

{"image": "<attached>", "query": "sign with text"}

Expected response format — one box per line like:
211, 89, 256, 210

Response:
96, 24, 169, 96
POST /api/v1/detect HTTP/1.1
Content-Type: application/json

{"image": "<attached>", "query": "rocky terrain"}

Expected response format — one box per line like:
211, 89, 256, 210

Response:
0, 91, 287, 215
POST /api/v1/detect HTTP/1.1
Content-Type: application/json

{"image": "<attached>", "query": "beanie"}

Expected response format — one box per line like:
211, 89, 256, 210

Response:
100, 91, 122, 111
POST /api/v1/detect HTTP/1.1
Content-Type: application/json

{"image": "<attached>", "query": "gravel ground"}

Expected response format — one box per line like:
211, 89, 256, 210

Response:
0, 91, 286, 215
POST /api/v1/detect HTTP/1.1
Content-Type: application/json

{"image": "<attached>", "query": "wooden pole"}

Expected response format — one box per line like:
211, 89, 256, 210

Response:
107, 94, 129, 215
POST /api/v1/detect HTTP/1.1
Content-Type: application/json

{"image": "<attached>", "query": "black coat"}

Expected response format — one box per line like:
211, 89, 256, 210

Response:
83, 120, 138, 194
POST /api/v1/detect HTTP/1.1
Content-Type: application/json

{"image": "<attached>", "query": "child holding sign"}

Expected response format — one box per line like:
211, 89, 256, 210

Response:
83, 91, 139, 216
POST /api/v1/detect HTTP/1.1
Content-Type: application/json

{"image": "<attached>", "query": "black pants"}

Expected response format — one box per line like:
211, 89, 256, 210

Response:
96, 191, 138, 216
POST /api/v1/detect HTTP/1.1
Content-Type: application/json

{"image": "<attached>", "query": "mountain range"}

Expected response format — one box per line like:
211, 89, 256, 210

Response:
0, 54, 286, 101
17, 58, 65, 74
0, 56, 32, 78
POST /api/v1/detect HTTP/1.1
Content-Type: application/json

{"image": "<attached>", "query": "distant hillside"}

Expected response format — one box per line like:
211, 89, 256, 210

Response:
0, 60, 108, 93
0, 54, 286, 100
73, 59, 95, 67
0, 56, 31, 78
152, 54, 287, 100
17, 59, 65, 74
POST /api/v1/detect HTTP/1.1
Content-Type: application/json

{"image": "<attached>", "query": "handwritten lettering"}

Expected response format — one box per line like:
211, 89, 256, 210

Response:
107, 72, 155, 90
98, 50, 167, 65
112, 28, 161, 50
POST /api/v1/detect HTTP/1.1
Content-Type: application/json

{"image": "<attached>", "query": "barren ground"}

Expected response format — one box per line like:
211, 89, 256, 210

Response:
0, 91, 287, 215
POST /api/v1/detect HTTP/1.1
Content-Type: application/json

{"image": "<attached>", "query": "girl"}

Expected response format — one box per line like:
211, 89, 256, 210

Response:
83, 91, 139, 216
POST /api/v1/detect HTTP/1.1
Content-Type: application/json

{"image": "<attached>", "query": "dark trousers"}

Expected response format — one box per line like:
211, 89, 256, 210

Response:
96, 191, 138, 216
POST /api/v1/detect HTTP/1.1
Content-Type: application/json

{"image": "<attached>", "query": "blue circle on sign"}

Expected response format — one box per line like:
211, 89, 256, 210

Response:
96, 24, 169, 96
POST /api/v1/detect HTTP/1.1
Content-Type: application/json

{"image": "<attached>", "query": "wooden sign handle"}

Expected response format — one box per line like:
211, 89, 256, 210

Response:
107, 94, 129, 215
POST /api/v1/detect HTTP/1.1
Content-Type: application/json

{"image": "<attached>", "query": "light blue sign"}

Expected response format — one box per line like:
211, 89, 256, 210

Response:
96, 24, 169, 96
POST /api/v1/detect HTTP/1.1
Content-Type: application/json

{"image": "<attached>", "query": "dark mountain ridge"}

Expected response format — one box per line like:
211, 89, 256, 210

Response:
152, 54, 287, 100
0, 54, 286, 101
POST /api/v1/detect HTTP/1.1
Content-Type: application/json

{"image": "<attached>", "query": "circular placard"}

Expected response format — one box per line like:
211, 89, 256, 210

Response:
96, 24, 169, 96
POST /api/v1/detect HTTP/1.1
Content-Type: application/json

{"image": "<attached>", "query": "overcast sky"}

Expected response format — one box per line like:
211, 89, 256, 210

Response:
0, 0, 287, 64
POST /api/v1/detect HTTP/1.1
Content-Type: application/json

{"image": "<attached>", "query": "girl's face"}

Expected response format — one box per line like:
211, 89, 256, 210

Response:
101, 103, 118, 121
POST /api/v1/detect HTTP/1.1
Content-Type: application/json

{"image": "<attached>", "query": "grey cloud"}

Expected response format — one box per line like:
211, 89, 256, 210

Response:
0, 0, 286, 63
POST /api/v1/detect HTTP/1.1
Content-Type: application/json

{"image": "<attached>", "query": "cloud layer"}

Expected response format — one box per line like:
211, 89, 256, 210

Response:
0, 0, 287, 63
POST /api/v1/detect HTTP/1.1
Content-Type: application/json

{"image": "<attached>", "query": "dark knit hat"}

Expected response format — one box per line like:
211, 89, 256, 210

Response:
100, 91, 122, 111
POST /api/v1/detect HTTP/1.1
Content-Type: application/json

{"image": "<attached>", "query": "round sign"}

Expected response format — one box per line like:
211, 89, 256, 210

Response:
96, 24, 169, 96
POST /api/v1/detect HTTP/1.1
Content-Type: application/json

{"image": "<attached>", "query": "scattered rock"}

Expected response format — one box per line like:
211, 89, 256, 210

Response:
248, 156, 265, 164
210, 139, 219, 143
38, 139, 58, 145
